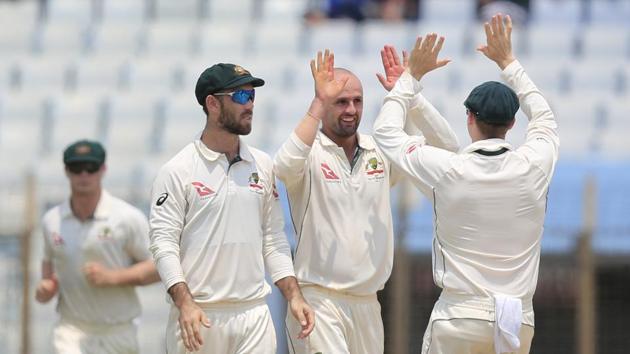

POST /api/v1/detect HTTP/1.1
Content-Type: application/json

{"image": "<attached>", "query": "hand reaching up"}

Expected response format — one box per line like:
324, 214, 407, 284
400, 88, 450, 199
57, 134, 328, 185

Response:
311, 49, 348, 104
477, 14, 516, 70
408, 33, 451, 81
376, 45, 409, 91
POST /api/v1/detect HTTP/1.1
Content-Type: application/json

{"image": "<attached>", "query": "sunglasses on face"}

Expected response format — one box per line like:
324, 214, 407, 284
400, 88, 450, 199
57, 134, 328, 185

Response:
213, 89, 256, 105
66, 162, 101, 174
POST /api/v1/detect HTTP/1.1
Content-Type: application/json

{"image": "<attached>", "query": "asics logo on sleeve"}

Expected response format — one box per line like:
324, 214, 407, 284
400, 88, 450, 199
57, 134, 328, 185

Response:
156, 193, 169, 206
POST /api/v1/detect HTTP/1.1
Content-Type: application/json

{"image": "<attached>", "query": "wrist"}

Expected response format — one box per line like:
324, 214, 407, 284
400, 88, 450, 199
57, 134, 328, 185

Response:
497, 57, 516, 70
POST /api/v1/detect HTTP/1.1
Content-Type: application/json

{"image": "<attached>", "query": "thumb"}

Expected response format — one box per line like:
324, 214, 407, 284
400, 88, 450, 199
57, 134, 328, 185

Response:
296, 306, 307, 326
376, 73, 387, 86
436, 59, 451, 68
201, 314, 211, 328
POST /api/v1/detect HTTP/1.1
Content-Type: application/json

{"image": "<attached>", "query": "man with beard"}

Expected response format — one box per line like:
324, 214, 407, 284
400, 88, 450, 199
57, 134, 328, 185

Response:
149, 63, 314, 354
274, 50, 459, 353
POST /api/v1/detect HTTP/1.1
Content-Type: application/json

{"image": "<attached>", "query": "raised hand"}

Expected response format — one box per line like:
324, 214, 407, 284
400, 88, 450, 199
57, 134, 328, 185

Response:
477, 14, 516, 70
311, 49, 349, 104
376, 45, 409, 91
408, 33, 451, 81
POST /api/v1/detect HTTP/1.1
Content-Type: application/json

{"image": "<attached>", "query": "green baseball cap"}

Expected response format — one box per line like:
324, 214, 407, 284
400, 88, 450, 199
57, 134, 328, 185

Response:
464, 81, 519, 124
63, 140, 106, 165
195, 63, 265, 105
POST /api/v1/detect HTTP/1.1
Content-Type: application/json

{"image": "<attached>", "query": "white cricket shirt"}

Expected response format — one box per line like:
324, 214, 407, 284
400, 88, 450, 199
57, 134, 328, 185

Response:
149, 139, 294, 304
42, 191, 151, 325
274, 100, 458, 296
373, 61, 559, 302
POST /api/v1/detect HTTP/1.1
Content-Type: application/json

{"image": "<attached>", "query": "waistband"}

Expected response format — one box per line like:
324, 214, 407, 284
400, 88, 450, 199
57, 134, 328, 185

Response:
439, 291, 533, 312
58, 317, 135, 334
302, 285, 377, 303
192, 297, 266, 310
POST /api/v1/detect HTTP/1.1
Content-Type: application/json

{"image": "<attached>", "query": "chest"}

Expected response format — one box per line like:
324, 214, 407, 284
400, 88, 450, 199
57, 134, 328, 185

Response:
48, 219, 127, 263
311, 147, 388, 193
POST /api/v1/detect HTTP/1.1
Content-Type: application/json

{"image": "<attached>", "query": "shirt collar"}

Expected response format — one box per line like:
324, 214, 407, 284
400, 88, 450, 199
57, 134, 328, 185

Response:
461, 138, 513, 154
195, 138, 253, 163
60, 190, 112, 220
317, 131, 376, 151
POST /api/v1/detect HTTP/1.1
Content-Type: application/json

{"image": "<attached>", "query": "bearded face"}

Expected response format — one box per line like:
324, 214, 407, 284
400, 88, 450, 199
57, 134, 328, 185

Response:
217, 95, 253, 136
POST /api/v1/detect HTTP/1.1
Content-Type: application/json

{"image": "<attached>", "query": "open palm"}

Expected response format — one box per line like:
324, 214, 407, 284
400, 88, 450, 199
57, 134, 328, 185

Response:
376, 45, 409, 91
311, 49, 348, 102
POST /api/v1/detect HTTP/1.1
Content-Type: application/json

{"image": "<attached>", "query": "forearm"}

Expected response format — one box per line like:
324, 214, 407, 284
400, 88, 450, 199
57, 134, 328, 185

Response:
168, 282, 196, 308
294, 98, 326, 146
275, 276, 304, 302
408, 94, 459, 152
109, 259, 160, 286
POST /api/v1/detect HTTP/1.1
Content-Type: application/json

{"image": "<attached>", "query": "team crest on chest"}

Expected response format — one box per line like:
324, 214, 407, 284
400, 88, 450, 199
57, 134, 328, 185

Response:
365, 156, 385, 180
248, 172, 264, 194
98, 226, 113, 240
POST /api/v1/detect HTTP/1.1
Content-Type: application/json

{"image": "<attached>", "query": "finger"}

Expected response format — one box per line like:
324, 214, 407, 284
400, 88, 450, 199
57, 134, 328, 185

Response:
484, 22, 493, 40
496, 14, 505, 36
180, 322, 191, 351
191, 320, 202, 350
328, 51, 335, 75
402, 50, 409, 67
436, 59, 451, 68
505, 15, 513, 39
434, 36, 445, 55
316, 51, 322, 71
477, 45, 489, 56
298, 308, 315, 339
376, 73, 388, 87
310, 59, 316, 78
389, 46, 401, 66
201, 314, 211, 328
421, 33, 435, 52
414, 36, 422, 50
492, 15, 501, 37
380, 48, 389, 68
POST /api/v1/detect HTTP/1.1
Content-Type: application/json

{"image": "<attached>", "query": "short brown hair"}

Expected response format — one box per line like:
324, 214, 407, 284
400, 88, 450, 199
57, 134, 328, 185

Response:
475, 117, 513, 139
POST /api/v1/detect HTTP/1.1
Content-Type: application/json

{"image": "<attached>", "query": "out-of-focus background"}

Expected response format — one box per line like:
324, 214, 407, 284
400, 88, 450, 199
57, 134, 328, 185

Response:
0, 0, 628, 353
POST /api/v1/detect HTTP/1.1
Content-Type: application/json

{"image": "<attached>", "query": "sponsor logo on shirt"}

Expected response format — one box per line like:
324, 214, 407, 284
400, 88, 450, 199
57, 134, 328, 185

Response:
249, 172, 264, 194
192, 181, 215, 197
52, 232, 64, 246
406, 144, 418, 154
156, 192, 169, 206
320, 163, 340, 181
365, 156, 385, 180
98, 226, 113, 240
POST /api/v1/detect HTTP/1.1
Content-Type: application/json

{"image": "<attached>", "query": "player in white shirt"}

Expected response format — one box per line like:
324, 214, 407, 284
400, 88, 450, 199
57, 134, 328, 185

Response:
149, 63, 314, 354
35, 139, 160, 354
274, 50, 459, 353
373, 15, 559, 354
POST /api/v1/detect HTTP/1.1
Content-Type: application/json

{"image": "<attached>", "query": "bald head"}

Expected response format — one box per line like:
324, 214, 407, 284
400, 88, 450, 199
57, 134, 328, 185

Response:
321, 67, 364, 140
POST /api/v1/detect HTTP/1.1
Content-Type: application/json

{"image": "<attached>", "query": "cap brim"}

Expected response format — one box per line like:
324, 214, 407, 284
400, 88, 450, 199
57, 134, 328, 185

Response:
223, 76, 265, 90
64, 156, 103, 164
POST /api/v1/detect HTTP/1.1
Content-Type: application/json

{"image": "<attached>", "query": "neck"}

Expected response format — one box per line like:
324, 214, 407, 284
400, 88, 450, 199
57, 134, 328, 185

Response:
70, 189, 101, 221
201, 127, 240, 161
324, 131, 359, 162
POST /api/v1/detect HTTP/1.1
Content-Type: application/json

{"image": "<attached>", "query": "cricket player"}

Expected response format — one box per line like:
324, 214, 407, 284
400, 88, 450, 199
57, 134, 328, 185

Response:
35, 139, 160, 354
373, 15, 559, 354
149, 63, 314, 354
274, 49, 459, 353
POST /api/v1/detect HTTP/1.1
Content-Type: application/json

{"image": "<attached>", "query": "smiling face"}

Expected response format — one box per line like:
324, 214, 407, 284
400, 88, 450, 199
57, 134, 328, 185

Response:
215, 84, 255, 135
321, 70, 363, 140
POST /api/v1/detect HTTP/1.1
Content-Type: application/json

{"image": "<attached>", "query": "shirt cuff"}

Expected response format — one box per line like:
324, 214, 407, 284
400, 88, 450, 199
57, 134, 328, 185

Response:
393, 70, 424, 96
500, 60, 522, 81
289, 132, 312, 153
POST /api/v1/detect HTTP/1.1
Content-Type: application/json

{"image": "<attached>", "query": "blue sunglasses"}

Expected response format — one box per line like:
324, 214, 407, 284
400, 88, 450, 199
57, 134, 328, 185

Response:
214, 89, 256, 105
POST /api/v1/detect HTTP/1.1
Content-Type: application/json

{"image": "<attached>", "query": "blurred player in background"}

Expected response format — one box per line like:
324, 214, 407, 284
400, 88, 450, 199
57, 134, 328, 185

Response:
373, 14, 558, 354
274, 48, 458, 353
149, 63, 314, 354
35, 139, 160, 354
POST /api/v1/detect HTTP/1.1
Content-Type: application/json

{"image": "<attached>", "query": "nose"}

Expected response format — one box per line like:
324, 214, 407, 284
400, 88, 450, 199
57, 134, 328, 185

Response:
346, 101, 357, 115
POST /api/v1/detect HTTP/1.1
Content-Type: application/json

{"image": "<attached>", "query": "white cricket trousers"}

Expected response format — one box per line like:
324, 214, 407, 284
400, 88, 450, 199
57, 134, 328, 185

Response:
286, 285, 384, 354
421, 292, 535, 354
53, 318, 138, 354
166, 299, 276, 354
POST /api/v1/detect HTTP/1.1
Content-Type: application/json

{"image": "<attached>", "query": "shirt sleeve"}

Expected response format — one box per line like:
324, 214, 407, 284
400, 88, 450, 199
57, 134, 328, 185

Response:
42, 221, 52, 262
273, 132, 312, 190
408, 93, 460, 152
503, 60, 560, 180
261, 165, 295, 283
124, 207, 152, 262
148, 165, 188, 290
373, 70, 456, 197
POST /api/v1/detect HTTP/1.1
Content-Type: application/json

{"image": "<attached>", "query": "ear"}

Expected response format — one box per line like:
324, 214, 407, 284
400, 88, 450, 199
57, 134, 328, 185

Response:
467, 113, 475, 127
507, 118, 516, 130
205, 95, 221, 114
